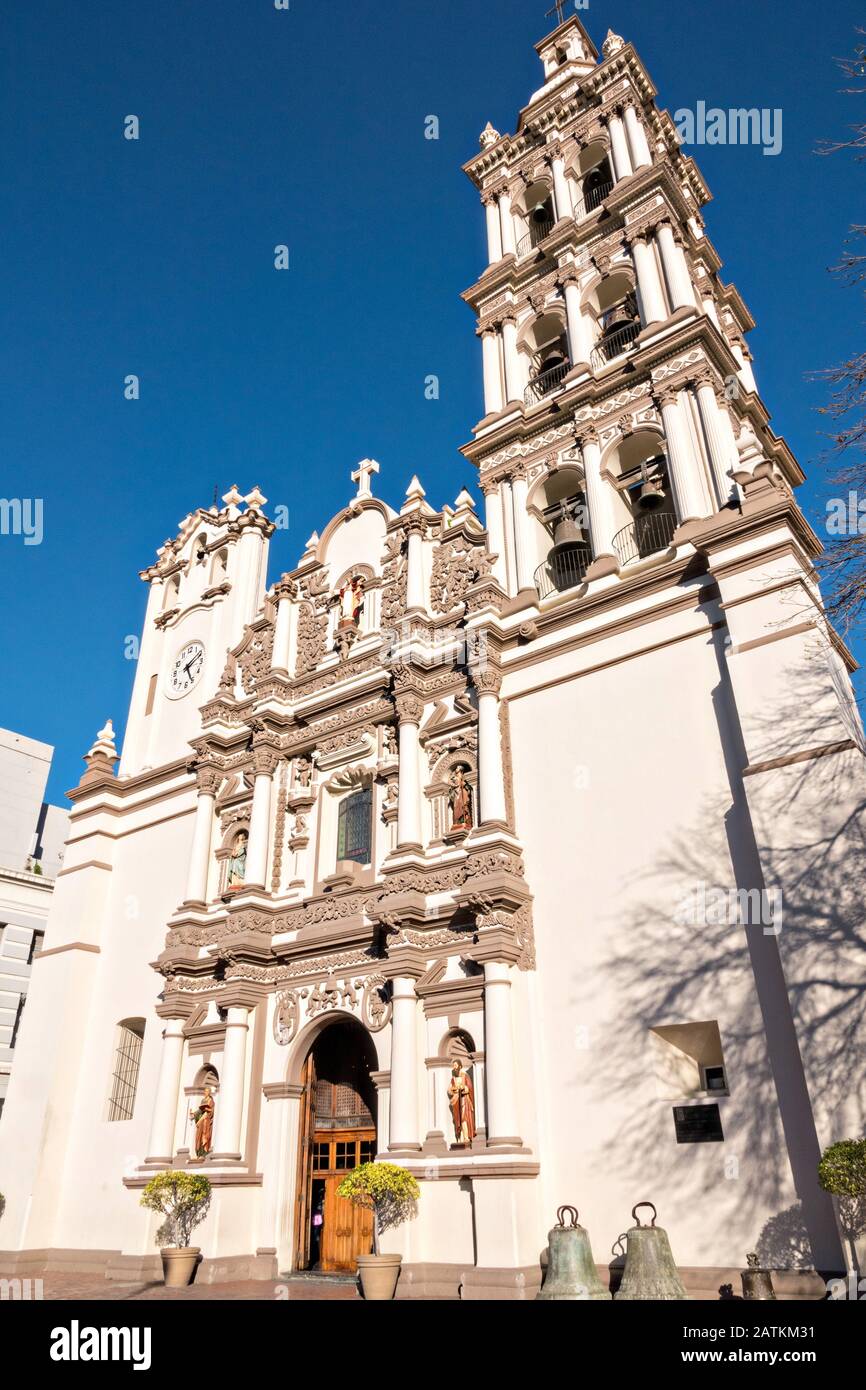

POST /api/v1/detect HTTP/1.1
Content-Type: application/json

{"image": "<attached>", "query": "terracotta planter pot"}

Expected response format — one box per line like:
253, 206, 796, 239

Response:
161, 1246, 200, 1288
356, 1253, 402, 1301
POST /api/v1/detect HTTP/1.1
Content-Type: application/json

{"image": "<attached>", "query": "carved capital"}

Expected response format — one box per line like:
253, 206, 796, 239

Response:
395, 692, 425, 725
471, 666, 502, 697
273, 577, 297, 602
252, 744, 280, 777
195, 764, 222, 797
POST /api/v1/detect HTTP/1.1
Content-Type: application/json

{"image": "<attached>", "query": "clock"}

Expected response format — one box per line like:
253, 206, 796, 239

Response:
167, 640, 205, 699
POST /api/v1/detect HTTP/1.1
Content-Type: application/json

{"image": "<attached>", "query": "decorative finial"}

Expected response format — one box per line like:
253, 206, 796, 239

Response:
80, 719, 119, 786
351, 457, 380, 500
244, 486, 267, 512
404, 475, 426, 502
479, 121, 500, 150
222, 484, 243, 518
602, 29, 625, 58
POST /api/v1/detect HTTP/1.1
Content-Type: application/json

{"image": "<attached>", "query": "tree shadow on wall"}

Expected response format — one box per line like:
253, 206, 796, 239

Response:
582, 624, 866, 1270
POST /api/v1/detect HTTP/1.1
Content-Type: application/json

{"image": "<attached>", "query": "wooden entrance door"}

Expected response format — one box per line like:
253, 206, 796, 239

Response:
310, 1132, 376, 1271
294, 1021, 379, 1274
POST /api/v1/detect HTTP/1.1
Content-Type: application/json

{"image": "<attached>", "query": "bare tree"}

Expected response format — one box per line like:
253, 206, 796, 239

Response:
813, 33, 866, 634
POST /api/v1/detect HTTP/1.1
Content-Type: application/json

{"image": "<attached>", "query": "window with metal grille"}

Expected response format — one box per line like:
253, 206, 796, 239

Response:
337, 788, 372, 865
107, 1019, 145, 1121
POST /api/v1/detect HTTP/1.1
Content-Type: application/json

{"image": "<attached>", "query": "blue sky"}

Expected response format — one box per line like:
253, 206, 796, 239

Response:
1, 0, 863, 803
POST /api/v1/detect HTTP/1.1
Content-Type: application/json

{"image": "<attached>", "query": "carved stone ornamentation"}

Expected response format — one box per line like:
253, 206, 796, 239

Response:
430, 536, 494, 615
361, 975, 392, 1032
273, 989, 300, 1045
302, 977, 360, 1018
395, 692, 425, 725
236, 621, 275, 696
295, 600, 329, 677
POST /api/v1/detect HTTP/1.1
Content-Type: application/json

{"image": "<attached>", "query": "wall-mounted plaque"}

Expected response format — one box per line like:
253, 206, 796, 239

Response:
673, 1103, 724, 1144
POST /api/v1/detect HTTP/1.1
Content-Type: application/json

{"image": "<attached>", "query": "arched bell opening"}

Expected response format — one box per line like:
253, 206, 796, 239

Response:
607, 431, 678, 567
521, 310, 571, 405
529, 466, 591, 598
293, 1016, 379, 1274
571, 141, 614, 216
514, 179, 556, 258
587, 271, 640, 369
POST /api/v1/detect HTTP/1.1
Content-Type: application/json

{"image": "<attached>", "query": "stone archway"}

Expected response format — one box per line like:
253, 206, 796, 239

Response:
293, 1016, 379, 1273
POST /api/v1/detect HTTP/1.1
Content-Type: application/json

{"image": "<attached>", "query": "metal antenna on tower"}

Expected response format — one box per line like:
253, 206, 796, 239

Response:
545, 1, 567, 26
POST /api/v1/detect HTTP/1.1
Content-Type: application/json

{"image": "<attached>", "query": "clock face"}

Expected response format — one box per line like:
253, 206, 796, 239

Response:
168, 641, 205, 699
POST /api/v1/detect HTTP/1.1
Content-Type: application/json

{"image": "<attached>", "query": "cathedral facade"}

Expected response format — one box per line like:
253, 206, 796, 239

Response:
2, 15, 864, 1298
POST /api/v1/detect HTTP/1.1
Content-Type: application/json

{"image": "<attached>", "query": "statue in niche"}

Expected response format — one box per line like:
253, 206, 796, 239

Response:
226, 830, 248, 888
338, 575, 365, 626
447, 1060, 476, 1144
448, 766, 473, 832
295, 757, 312, 789
191, 1085, 215, 1158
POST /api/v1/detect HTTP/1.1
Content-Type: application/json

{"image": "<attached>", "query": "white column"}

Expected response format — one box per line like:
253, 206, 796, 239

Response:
271, 580, 293, 673
388, 975, 421, 1151
563, 277, 593, 367
480, 328, 504, 415
184, 773, 216, 905
482, 960, 521, 1147
474, 671, 507, 825
211, 1006, 251, 1160
657, 222, 695, 313
658, 391, 705, 523
607, 111, 633, 182
498, 189, 516, 257
145, 1017, 186, 1163
246, 752, 275, 888
623, 104, 653, 169
500, 478, 517, 595
549, 152, 572, 221
395, 695, 423, 848
580, 432, 617, 562
631, 233, 667, 327
695, 379, 735, 507
501, 316, 521, 404
483, 483, 507, 588
732, 342, 758, 395
510, 470, 533, 592
405, 517, 425, 612
483, 195, 502, 264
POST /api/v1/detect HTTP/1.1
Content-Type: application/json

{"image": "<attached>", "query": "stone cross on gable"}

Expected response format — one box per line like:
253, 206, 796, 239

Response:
351, 457, 380, 499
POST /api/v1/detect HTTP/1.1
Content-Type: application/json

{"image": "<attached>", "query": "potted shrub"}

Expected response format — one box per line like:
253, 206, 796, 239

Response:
337, 1161, 420, 1300
140, 1170, 212, 1288
818, 1138, 866, 1273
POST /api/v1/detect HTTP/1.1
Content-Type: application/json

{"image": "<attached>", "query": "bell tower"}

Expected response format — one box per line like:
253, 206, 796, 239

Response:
461, 14, 786, 603
120, 486, 274, 776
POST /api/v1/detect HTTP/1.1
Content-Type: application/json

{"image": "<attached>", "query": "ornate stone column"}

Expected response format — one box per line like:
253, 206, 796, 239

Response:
473, 666, 507, 827
500, 314, 522, 405
561, 269, 593, 370
693, 375, 736, 507
623, 104, 653, 169
479, 327, 504, 415
145, 1014, 187, 1164
184, 764, 219, 907
606, 109, 634, 182
656, 389, 706, 524
510, 467, 534, 593
395, 691, 424, 850
546, 145, 572, 221
482, 191, 503, 264
630, 231, 667, 328
270, 577, 295, 674
657, 221, 695, 313
211, 1004, 252, 1161
579, 429, 618, 571
472, 923, 523, 1149
498, 187, 517, 257
404, 513, 425, 614
387, 954, 424, 1153
482, 481, 507, 590
245, 744, 278, 889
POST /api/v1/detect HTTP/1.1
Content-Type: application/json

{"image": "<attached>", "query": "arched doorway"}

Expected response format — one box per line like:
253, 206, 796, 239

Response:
294, 1018, 378, 1273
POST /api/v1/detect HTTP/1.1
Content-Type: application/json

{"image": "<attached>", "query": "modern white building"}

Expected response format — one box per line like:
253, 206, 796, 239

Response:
1, 15, 863, 1298
0, 727, 68, 1117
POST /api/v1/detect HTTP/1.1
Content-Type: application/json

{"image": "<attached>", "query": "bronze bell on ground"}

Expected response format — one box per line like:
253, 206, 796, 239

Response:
741, 1252, 776, 1300
613, 1202, 690, 1301
536, 1205, 611, 1301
